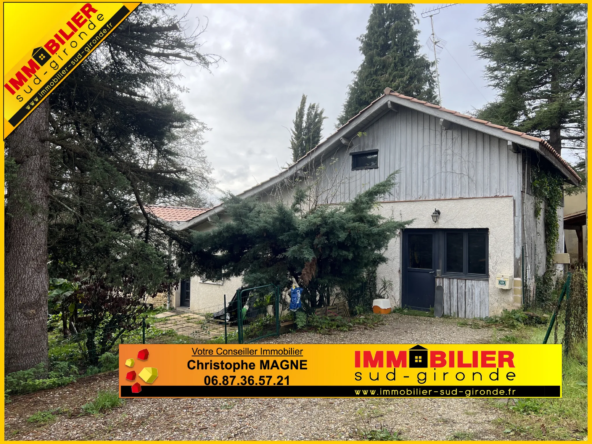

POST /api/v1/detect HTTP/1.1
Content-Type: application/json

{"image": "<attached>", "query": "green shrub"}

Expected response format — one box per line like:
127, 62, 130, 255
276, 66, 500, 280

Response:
99, 352, 119, 372
511, 399, 541, 414
82, 390, 124, 414
27, 410, 58, 424
484, 309, 546, 329
500, 334, 519, 343
6, 362, 78, 396
564, 268, 587, 357
243, 314, 275, 339
85, 366, 101, 376
295, 311, 307, 329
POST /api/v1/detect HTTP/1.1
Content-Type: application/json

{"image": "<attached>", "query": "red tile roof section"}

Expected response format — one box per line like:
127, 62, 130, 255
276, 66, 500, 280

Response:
145, 205, 210, 222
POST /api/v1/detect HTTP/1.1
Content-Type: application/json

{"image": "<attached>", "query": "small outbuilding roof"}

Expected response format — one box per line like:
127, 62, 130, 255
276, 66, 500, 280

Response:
145, 205, 210, 222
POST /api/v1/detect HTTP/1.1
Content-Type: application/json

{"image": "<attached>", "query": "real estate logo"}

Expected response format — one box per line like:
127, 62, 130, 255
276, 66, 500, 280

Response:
3, 2, 140, 138
409, 345, 428, 368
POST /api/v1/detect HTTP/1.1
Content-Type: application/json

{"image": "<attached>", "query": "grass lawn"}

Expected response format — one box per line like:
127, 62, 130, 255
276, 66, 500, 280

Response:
488, 324, 587, 440
393, 307, 587, 441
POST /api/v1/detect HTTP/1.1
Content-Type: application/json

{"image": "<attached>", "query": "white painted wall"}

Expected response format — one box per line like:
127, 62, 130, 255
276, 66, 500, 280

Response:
375, 196, 519, 316
180, 196, 520, 316
189, 275, 243, 313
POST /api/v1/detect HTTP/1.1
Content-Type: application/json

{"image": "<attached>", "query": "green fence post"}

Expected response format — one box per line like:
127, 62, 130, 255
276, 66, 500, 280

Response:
543, 273, 572, 344
238, 289, 243, 344
275, 285, 280, 337
142, 317, 146, 344
224, 294, 228, 344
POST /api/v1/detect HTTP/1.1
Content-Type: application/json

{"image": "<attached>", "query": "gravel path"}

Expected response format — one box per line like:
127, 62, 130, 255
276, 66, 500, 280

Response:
263, 313, 493, 345
6, 314, 504, 441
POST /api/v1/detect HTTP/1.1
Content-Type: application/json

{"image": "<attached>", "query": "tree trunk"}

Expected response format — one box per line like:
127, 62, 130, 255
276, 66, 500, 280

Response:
5, 100, 51, 373
549, 127, 562, 155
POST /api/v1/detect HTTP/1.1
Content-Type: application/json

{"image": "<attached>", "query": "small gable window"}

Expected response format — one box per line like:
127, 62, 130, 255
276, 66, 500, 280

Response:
351, 150, 378, 170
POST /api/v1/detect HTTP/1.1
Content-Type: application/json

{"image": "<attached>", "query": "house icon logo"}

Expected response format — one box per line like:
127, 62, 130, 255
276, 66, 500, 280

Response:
409, 345, 428, 368
32, 47, 51, 67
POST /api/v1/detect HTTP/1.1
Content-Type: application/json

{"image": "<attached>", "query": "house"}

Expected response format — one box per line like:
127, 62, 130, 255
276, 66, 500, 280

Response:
143, 205, 243, 313
155, 88, 581, 318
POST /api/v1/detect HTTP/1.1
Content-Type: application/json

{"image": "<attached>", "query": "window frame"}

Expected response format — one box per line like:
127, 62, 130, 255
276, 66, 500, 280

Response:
441, 229, 489, 279
350, 149, 379, 171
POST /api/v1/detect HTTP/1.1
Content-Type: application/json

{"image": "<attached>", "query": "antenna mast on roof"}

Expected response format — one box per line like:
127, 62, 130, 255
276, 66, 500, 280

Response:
421, 4, 456, 104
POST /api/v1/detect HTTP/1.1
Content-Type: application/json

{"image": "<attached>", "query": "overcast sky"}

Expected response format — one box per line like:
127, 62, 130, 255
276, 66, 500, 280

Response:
171, 4, 574, 200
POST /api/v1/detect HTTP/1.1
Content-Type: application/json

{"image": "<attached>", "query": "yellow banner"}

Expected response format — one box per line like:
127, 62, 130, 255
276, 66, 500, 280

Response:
3, 2, 140, 138
119, 344, 562, 398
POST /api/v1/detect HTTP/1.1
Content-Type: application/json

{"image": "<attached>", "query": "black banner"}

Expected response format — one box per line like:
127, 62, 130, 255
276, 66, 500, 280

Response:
121, 385, 561, 398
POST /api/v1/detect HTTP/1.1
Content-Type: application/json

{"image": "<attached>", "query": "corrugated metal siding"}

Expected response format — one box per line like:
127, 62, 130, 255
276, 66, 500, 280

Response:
321, 108, 523, 203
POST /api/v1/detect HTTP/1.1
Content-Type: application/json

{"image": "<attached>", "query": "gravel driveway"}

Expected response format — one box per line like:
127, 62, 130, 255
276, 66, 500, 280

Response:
6, 314, 504, 441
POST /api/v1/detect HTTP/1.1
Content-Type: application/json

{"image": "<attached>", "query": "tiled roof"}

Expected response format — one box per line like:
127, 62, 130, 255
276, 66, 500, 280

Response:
145, 205, 210, 222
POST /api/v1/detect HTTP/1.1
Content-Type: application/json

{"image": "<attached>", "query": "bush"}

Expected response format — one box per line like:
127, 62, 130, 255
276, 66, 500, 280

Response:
85, 366, 101, 376
6, 362, 78, 396
484, 309, 546, 329
243, 314, 276, 339
564, 268, 587, 356
511, 398, 541, 414
72, 277, 151, 366
99, 352, 119, 372
295, 311, 307, 329
82, 390, 124, 414
27, 410, 59, 424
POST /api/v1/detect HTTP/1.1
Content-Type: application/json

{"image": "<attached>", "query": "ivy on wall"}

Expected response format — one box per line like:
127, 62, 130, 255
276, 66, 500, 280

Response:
531, 165, 565, 305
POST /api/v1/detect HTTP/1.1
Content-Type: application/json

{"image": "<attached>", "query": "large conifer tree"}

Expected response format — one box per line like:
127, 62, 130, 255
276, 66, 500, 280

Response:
190, 174, 410, 310
289, 95, 326, 162
5, 5, 217, 373
337, 4, 437, 126
474, 4, 586, 155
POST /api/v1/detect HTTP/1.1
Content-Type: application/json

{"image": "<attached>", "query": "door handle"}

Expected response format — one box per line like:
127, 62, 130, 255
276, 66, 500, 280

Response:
429, 271, 435, 274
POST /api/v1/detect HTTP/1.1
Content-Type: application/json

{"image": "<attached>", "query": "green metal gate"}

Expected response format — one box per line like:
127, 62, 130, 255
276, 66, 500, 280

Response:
237, 284, 281, 344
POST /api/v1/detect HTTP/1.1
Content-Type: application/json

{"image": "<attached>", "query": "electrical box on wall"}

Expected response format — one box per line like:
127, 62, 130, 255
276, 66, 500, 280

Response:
496, 274, 513, 290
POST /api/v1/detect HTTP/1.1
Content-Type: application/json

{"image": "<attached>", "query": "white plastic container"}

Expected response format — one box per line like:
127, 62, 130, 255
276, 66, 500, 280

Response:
372, 298, 392, 314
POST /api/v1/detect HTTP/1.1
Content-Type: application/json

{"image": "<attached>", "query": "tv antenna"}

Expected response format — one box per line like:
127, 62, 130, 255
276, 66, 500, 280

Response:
421, 4, 456, 104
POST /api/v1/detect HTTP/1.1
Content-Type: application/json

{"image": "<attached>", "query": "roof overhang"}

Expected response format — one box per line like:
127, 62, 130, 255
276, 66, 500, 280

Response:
176, 93, 581, 231
564, 210, 587, 229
